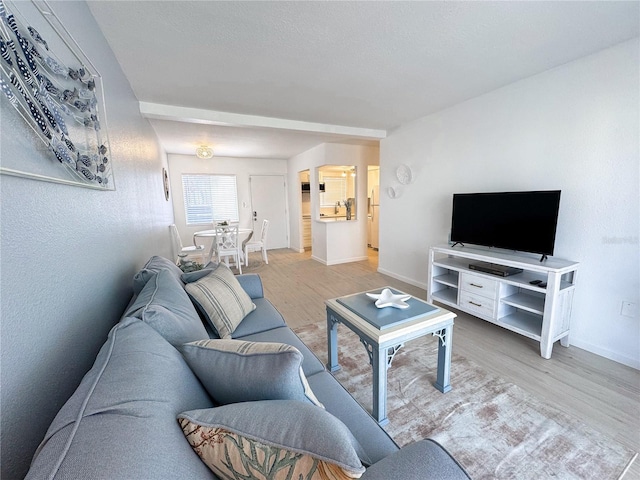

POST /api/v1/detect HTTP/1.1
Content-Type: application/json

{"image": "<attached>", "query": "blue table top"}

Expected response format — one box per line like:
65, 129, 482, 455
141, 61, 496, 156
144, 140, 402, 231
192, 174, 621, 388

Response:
336, 288, 438, 330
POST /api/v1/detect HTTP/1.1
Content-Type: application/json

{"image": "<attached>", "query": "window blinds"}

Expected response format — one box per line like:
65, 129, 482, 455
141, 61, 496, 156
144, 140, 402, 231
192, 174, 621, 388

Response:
182, 174, 239, 225
321, 177, 347, 207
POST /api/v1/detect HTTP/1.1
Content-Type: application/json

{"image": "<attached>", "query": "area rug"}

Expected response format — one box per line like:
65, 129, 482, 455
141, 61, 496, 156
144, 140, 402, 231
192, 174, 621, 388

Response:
240, 256, 268, 273
294, 322, 637, 480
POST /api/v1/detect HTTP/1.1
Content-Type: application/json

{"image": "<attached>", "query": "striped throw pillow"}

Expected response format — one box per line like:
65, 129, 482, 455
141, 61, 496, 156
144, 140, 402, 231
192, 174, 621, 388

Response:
184, 264, 255, 339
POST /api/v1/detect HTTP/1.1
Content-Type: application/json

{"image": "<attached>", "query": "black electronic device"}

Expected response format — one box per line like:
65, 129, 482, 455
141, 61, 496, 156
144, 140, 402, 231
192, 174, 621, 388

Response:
450, 190, 561, 259
468, 261, 523, 277
529, 279, 542, 285
302, 183, 326, 192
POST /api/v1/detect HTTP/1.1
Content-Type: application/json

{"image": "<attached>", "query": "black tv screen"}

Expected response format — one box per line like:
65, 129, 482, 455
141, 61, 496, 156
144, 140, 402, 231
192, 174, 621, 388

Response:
450, 190, 561, 256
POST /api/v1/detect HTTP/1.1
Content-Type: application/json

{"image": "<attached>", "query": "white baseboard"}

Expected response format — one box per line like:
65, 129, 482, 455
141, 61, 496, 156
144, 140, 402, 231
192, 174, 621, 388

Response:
311, 255, 326, 264
328, 256, 368, 266
376, 267, 428, 291
311, 255, 368, 266
570, 338, 640, 370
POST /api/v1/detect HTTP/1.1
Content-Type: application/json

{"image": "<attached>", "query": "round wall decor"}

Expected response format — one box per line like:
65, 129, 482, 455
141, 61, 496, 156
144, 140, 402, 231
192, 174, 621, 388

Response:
396, 164, 413, 185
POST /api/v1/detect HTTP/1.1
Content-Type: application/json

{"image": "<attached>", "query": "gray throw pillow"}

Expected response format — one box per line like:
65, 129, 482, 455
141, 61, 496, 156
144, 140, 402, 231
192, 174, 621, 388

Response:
180, 339, 323, 407
132, 255, 183, 294
183, 264, 255, 339
178, 400, 366, 479
181, 268, 215, 284
125, 269, 208, 346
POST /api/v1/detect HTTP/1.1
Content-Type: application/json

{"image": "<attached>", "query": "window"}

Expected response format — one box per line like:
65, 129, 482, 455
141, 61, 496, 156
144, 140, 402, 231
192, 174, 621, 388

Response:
182, 174, 239, 225
320, 176, 347, 207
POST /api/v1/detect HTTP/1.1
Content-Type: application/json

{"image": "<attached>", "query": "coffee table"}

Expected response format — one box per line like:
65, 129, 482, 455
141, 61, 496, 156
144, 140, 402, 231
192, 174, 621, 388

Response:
325, 287, 456, 425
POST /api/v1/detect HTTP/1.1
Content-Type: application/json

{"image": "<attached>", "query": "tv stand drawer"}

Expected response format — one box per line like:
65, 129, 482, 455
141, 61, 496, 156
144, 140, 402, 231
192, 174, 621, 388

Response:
460, 273, 498, 298
459, 291, 495, 318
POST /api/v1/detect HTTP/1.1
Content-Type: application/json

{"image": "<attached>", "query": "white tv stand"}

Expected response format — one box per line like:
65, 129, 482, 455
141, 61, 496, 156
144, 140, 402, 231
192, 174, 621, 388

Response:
427, 244, 579, 359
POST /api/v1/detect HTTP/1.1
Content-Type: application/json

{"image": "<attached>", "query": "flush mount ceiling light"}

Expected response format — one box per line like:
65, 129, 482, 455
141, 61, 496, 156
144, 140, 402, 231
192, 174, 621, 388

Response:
195, 146, 214, 159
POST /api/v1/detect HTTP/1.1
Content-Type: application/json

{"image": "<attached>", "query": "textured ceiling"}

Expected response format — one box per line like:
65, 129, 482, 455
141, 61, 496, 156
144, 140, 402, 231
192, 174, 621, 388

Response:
88, 1, 639, 158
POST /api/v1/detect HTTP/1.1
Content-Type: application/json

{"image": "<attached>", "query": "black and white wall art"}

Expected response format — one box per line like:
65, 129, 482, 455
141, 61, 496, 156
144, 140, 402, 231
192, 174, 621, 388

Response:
0, 0, 114, 189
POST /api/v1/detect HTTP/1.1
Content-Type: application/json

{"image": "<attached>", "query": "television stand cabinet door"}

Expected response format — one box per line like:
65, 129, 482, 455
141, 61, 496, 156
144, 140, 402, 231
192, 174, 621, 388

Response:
427, 244, 578, 359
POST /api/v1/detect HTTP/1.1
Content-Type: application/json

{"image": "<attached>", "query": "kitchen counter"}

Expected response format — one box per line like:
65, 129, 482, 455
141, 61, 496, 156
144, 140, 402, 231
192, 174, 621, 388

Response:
318, 214, 350, 222
312, 216, 367, 265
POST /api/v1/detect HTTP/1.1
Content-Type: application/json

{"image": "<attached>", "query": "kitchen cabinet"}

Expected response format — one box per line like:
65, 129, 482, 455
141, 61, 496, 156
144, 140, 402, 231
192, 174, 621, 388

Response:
302, 216, 311, 248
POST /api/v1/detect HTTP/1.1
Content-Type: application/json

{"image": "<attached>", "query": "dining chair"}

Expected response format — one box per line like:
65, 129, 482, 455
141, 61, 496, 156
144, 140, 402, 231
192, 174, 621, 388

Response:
169, 224, 206, 264
215, 224, 242, 274
244, 219, 270, 266
241, 230, 254, 262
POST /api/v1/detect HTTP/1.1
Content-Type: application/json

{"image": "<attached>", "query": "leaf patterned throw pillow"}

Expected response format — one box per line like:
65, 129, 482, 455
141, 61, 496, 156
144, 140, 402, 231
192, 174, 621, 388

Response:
178, 401, 365, 480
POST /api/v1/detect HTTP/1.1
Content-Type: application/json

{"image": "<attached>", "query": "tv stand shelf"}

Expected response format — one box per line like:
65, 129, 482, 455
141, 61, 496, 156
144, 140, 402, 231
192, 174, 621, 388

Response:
428, 244, 579, 359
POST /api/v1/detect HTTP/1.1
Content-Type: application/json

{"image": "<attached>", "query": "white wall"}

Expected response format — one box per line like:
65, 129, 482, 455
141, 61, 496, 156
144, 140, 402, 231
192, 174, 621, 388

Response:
288, 143, 379, 263
289, 144, 327, 252
167, 153, 288, 255
379, 39, 639, 368
0, 3, 175, 478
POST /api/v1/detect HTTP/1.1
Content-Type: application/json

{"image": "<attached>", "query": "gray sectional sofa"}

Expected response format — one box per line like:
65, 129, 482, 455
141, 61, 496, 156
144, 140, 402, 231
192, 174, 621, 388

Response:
26, 256, 469, 479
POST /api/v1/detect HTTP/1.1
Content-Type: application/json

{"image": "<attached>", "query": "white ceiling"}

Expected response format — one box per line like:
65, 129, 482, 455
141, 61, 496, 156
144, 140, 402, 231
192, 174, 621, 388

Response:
87, 1, 639, 159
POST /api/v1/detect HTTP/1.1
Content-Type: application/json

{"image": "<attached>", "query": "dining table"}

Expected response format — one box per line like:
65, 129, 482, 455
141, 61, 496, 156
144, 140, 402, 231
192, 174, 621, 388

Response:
193, 226, 253, 263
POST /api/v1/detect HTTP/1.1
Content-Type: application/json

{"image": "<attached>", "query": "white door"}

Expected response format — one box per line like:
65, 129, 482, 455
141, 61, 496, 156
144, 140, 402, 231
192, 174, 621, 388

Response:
249, 175, 288, 249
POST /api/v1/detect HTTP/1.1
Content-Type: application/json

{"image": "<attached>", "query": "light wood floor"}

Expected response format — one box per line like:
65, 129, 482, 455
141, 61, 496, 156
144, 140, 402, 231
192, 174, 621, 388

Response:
248, 248, 640, 478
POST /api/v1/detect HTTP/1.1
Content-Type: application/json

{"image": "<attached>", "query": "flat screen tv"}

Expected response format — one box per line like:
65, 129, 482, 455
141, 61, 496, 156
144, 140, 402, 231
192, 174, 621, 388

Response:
450, 190, 561, 258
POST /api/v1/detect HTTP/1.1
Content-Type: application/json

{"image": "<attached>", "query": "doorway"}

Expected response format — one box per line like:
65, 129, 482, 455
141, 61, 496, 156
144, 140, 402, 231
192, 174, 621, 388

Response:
367, 166, 380, 252
299, 169, 311, 251
249, 175, 288, 249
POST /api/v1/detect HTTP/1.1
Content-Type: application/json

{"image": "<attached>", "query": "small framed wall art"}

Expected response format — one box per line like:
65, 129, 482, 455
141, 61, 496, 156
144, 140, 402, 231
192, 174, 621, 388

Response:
0, 0, 115, 190
163, 167, 170, 200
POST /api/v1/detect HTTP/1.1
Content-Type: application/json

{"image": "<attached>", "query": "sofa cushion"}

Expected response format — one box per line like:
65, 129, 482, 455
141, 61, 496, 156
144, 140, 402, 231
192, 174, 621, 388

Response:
306, 371, 399, 465
132, 255, 184, 294
229, 298, 287, 337
124, 269, 208, 347
181, 268, 214, 283
181, 339, 323, 407
180, 261, 219, 284
26, 318, 216, 480
360, 439, 471, 480
178, 400, 366, 479
235, 273, 264, 299
183, 264, 256, 339
238, 326, 325, 377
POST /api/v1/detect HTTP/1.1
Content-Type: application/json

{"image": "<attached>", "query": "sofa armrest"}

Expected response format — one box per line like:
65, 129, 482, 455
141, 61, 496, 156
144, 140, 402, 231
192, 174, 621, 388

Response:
236, 274, 264, 299
361, 439, 470, 480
